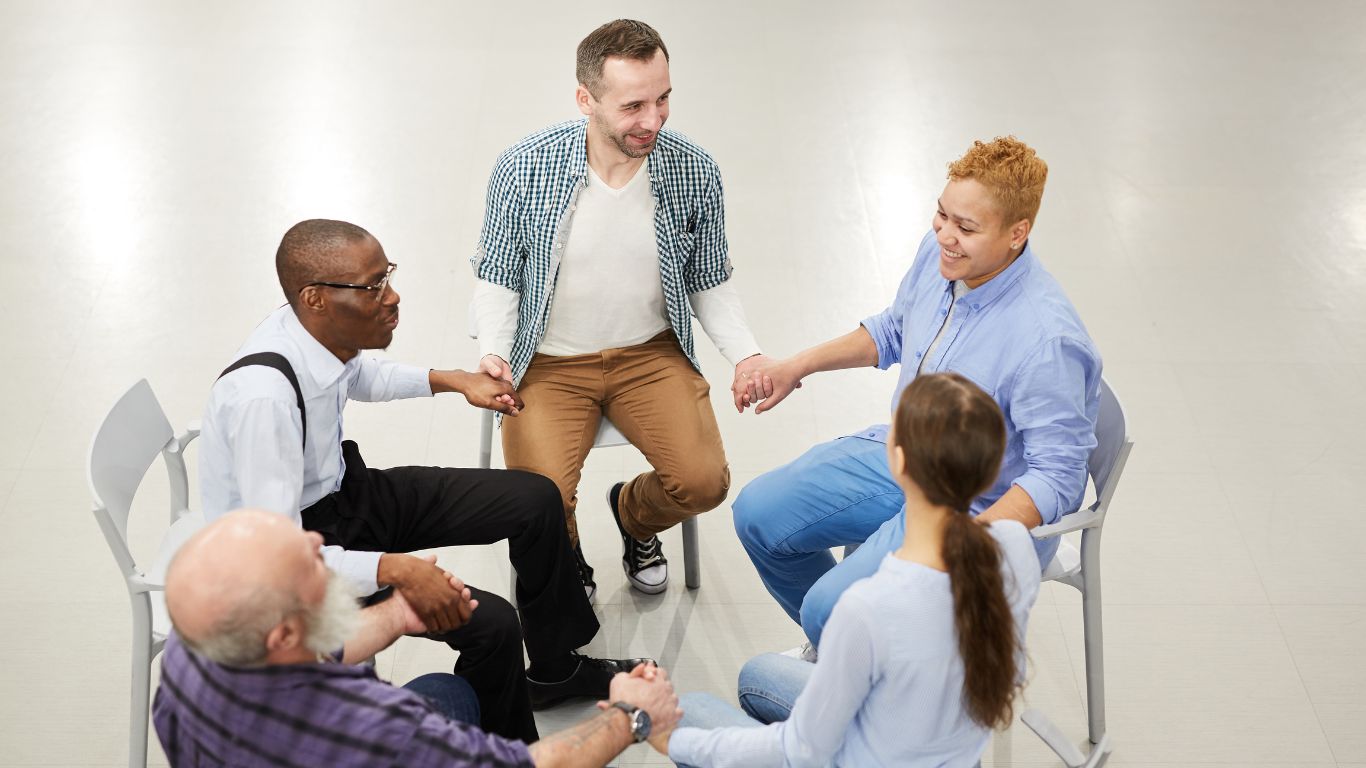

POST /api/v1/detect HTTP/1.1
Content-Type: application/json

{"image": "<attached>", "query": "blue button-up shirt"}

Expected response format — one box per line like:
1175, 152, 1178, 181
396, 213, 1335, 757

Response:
860, 231, 1102, 563
473, 119, 732, 384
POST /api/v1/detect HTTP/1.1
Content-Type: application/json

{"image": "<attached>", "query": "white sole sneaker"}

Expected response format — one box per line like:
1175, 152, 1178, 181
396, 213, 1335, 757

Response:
780, 642, 818, 663
608, 483, 669, 595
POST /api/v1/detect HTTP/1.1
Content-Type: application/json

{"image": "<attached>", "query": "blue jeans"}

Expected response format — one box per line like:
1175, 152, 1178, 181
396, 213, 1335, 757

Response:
404, 672, 481, 726
676, 654, 816, 768
733, 436, 904, 647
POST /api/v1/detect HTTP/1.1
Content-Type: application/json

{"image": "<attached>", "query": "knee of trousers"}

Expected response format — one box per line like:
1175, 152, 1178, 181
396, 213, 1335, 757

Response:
731, 471, 793, 552
661, 462, 730, 515
504, 471, 567, 525
797, 577, 840, 638
465, 593, 523, 658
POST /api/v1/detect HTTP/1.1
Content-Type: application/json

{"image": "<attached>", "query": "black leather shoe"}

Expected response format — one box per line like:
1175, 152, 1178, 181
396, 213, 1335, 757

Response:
527, 653, 656, 710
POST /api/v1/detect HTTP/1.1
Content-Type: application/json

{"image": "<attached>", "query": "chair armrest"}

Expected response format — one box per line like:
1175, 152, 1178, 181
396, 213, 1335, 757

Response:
128, 572, 167, 593
169, 421, 201, 454
1030, 505, 1103, 540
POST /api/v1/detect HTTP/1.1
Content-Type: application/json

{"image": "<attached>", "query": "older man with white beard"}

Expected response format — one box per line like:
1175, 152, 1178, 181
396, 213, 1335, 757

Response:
153, 509, 682, 768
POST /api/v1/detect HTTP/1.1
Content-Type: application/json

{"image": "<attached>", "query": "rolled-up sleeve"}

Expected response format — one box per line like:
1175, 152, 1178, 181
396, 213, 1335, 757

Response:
473, 152, 526, 292
1007, 337, 1101, 525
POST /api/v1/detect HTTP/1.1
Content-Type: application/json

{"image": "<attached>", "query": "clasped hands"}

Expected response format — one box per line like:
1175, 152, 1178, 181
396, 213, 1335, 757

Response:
599, 662, 683, 755
382, 553, 479, 635
731, 354, 803, 414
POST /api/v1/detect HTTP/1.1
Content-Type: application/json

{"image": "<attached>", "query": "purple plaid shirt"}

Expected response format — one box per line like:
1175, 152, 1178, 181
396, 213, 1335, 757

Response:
153, 633, 533, 767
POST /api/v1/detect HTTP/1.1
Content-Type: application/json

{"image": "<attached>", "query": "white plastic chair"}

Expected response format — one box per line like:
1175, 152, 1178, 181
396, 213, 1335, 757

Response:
1021, 377, 1133, 768
480, 409, 702, 591
89, 379, 204, 768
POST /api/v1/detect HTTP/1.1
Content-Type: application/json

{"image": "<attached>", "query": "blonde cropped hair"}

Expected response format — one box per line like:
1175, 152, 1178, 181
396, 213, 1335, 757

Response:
946, 137, 1048, 228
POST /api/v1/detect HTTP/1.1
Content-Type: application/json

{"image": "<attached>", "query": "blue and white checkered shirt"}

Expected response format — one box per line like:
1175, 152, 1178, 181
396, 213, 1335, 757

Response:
473, 119, 732, 384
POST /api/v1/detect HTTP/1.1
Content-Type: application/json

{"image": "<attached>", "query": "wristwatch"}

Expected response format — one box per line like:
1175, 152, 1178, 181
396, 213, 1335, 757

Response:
609, 701, 652, 743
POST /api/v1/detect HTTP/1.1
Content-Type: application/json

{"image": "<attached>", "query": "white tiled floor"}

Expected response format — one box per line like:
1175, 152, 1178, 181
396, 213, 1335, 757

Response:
2, 0, 1364, 765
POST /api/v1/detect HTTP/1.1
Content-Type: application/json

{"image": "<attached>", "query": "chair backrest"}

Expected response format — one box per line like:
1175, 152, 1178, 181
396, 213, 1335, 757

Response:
88, 379, 176, 576
1088, 378, 1134, 517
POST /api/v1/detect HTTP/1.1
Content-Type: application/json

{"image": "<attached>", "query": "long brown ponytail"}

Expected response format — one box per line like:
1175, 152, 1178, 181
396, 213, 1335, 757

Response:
893, 372, 1018, 730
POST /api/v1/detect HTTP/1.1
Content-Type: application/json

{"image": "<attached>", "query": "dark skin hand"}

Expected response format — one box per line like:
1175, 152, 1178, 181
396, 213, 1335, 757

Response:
377, 553, 478, 634
430, 369, 524, 415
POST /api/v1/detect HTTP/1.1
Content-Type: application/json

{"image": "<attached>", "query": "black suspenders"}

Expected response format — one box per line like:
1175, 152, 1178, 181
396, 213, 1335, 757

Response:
217, 352, 307, 450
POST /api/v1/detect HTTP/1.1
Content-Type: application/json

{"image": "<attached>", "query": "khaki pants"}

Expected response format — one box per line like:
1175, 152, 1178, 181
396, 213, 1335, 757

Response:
502, 331, 730, 543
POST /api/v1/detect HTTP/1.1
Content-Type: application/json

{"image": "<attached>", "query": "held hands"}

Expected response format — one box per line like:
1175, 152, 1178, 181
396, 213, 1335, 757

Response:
475, 355, 521, 415
383, 554, 478, 635
733, 354, 803, 414
598, 663, 682, 755
462, 359, 523, 415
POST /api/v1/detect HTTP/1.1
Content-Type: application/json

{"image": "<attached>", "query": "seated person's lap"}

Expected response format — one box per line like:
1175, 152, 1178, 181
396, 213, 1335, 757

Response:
734, 436, 903, 554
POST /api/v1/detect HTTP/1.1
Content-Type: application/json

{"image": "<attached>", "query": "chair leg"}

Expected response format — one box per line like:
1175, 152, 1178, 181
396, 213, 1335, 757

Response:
1079, 526, 1107, 745
682, 517, 701, 589
478, 410, 494, 470
129, 600, 153, 768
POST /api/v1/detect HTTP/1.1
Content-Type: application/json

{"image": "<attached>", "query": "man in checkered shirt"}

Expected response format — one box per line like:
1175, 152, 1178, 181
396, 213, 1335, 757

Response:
471, 19, 768, 599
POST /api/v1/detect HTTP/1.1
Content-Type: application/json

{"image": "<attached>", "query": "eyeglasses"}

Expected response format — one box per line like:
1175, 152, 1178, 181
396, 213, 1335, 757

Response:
304, 262, 398, 302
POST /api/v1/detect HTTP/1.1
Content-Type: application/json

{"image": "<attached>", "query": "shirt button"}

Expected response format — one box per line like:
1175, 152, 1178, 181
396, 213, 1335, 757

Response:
555, 244, 563, 250
570, 205, 577, 211
915, 351, 923, 358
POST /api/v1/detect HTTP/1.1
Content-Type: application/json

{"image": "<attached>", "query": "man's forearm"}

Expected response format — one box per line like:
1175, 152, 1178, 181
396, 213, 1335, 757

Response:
528, 708, 633, 768
791, 327, 879, 377
428, 369, 473, 395
341, 600, 404, 664
976, 484, 1043, 528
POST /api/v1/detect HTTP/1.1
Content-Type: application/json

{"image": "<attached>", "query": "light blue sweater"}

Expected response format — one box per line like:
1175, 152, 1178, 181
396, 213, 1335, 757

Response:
670, 521, 1041, 767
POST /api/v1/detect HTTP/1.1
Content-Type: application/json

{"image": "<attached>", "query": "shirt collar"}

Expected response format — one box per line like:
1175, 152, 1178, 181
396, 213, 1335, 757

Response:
280, 306, 351, 389
952, 241, 1037, 310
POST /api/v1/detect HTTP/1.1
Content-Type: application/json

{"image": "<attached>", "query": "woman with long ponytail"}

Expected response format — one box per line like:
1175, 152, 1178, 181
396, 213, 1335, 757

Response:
664, 372, 1041, 766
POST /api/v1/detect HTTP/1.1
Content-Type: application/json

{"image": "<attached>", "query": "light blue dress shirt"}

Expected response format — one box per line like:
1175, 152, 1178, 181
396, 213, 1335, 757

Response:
860, 230, 1102, 545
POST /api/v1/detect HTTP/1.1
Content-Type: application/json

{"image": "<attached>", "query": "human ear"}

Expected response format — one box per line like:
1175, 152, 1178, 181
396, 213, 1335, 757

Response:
298, 286, 328, 315
575, 85, 594, 117
1009, 219, 1031, 249
265, 616, 304, 653
889, 443, 908, 480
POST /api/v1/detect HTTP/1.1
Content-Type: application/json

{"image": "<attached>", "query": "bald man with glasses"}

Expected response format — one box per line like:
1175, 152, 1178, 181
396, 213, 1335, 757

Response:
197, 219, 649, 743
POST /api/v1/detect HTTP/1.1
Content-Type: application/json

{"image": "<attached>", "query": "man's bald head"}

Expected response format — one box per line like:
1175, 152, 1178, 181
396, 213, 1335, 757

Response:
166, 509, 325, 666
275, 219, 376, 308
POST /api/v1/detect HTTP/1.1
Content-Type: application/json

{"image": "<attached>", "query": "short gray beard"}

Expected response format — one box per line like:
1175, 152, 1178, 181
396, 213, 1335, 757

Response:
302, 573, 362, 657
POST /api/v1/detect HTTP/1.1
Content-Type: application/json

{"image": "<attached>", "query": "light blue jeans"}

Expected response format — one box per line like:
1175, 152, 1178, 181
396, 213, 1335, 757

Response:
679, 652, 815, 729
733, 436, 905, 648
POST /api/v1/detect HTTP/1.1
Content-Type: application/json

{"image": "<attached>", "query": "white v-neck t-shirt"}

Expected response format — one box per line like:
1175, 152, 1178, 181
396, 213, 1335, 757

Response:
537, 163, 670, 356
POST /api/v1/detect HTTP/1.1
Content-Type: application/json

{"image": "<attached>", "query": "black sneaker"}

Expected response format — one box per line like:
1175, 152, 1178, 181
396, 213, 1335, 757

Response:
574, 540, 597, 602
526, 653, 655, 710
608, 482, 668, 594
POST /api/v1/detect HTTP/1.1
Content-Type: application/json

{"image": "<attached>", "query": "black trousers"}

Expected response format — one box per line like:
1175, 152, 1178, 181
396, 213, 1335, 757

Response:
302, 441, 600, 743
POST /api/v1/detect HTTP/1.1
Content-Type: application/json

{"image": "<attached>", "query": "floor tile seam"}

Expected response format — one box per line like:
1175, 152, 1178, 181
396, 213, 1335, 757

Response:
1205, 469, 1275, 607
1028, 598, 1086, 712
1266, 603, 1349, 764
